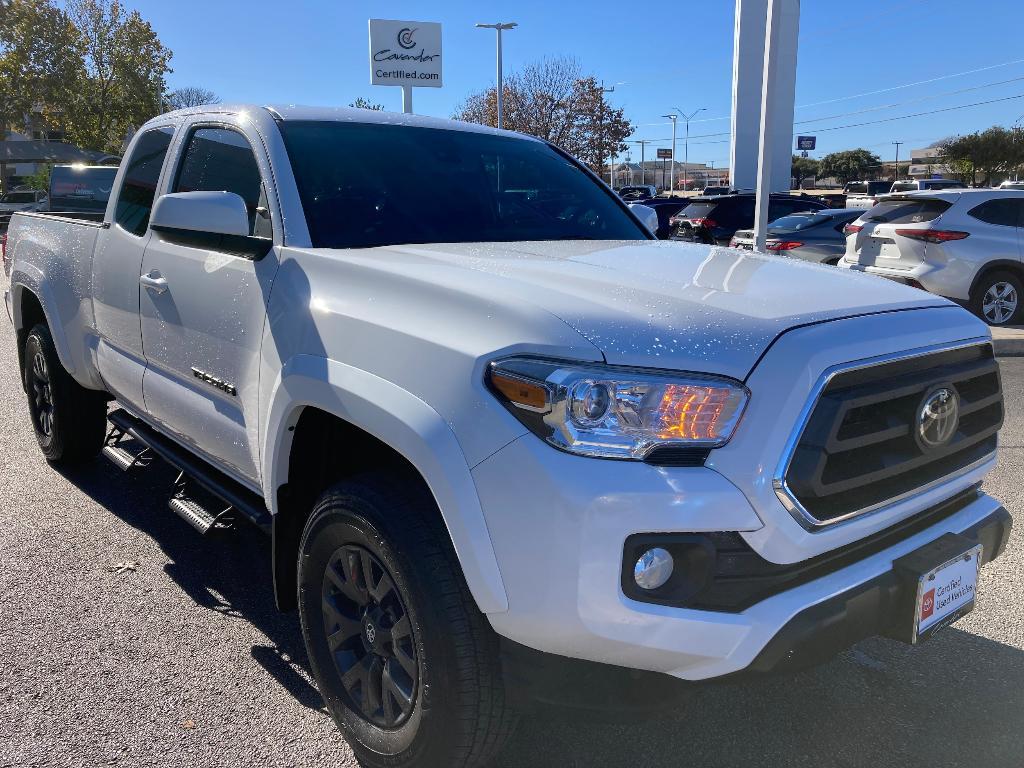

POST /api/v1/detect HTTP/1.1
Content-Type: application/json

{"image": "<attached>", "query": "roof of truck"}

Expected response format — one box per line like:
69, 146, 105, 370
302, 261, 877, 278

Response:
159, 103, 541, 142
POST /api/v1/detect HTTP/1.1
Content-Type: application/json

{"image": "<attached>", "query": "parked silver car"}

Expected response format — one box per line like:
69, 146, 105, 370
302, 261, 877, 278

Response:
729, 208, 862, 264
841, 190, 1024, 325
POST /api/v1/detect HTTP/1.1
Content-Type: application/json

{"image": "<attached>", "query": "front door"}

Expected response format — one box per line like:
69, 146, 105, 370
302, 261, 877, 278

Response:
139, 123, 279, 485
92, 125, 175, 408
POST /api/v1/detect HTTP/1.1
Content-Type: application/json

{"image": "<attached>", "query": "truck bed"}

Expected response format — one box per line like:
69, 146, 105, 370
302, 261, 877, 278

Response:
4, 210, 106, 387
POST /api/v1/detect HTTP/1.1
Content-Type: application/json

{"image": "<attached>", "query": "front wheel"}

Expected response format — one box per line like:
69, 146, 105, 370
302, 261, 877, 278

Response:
971, 270, 1023, 326
297, 474, 517, 768
23, 323, 107, 463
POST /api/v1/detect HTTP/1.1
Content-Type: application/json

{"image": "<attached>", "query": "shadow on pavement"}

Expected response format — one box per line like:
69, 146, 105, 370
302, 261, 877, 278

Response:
56, 456, 326, 714
57, 458, 1024, 768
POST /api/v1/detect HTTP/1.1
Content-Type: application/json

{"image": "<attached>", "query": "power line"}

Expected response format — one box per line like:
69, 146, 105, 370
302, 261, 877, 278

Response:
794, 75, 1024, 126
809, 92, 1024, 133
641, 57, 1024, 129
632, 93, 1024, 147
796, 57, 1024, 109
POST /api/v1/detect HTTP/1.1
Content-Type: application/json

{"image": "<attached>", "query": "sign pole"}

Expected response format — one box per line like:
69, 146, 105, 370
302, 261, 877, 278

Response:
402, 85, 413, 114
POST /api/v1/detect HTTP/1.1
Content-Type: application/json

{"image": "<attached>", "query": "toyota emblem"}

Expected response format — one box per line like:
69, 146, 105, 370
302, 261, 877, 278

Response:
916, 386, 959, 450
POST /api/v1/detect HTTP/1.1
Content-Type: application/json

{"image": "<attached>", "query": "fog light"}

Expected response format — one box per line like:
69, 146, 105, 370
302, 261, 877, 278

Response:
633, 547, 674, 590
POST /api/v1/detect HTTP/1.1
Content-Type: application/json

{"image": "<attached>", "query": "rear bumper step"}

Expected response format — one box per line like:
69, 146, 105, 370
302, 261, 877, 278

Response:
107, 408, 271, 534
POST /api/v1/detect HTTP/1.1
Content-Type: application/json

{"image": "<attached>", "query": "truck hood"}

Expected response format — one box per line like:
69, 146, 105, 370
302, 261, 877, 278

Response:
362, 240, 952, 380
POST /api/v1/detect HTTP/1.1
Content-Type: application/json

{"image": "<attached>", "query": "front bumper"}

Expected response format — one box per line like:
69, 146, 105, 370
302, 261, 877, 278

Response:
472, 432, 1011, 681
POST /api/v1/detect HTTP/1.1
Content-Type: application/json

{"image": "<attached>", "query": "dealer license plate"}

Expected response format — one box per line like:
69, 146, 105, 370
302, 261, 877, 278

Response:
911, 544, 982, 643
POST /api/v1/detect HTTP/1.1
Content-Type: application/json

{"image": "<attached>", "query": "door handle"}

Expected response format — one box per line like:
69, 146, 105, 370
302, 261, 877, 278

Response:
140, 271, 169, 294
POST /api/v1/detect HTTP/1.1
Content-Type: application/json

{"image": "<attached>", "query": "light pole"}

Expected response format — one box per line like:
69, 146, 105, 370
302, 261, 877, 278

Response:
661, 113, 678, 193
601, 81, 616, 188
632, 140, 652, 185
475, 22, 518, 130
674, 106, 705, 192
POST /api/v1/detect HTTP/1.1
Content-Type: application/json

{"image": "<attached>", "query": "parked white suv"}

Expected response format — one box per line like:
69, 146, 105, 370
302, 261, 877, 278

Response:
841, 190, 1024, 325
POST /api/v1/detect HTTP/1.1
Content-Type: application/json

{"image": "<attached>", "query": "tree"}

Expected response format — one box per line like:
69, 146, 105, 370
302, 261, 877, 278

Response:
349, 97, 384, 111
24, 162, 51, 191
65, 0, 172, 153
937, 127, 1024, 186
165, 86, 219, 111
818, 148, 881, 184
453, 57, 634, 174
791, 155, 820, 189
0, 0, 85, 139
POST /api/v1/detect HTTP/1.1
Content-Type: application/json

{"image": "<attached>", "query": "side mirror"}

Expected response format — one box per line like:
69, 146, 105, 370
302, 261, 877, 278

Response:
627, 202, 659, 236
150, 191, 250, 237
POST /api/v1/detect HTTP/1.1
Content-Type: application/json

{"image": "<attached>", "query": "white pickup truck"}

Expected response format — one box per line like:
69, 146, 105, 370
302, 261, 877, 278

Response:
2, 105, 1012, 768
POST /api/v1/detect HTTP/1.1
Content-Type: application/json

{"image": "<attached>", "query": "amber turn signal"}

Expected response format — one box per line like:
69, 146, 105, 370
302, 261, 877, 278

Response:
490, 370, 550, 412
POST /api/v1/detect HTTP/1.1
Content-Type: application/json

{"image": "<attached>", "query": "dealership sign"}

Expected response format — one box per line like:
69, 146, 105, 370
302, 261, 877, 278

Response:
656, 148, 672, 159
369, 19, 443, 88
796, 135, 816, 151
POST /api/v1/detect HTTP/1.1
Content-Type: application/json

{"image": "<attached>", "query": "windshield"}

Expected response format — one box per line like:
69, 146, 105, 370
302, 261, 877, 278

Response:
890, 182, 916, 193
845, 181, 890, 195
279, 121, 648, 248
1, 192, 36, 203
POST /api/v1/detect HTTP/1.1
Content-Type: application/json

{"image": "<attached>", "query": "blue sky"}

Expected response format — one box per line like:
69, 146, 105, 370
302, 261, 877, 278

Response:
133, 0, 1024, 167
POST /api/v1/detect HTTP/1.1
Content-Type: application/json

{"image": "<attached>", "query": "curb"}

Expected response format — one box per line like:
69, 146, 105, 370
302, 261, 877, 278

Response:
993, 338, 1024, 358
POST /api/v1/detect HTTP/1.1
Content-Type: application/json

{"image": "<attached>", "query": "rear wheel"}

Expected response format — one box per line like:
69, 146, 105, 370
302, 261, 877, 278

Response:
297, 474, 517, 768
23, 323, 107, 463
971, 270, 1023, 326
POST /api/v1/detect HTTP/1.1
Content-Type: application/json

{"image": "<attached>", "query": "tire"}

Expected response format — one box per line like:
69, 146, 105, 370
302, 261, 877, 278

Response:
23, 323, 107, 463
970, 270, 1023, 326
297, 474, 517, 768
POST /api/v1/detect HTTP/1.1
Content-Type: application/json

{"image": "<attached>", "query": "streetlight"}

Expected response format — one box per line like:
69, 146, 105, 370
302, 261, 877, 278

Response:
673, 107, 705, 192
893, 140, 904, 182
601, 81, 617, 189
631, 140, 653, 185
661, 113, 678, 192
475, 22, 517, 130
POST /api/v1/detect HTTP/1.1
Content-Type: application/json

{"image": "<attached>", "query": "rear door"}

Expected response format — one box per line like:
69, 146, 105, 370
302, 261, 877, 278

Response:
92, 125, 176, 408
139, 120, 279, 485
965, 197, 1024, 261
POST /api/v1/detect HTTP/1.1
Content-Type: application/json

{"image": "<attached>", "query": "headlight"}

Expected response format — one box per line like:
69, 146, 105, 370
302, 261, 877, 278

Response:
487, 358, 749, 461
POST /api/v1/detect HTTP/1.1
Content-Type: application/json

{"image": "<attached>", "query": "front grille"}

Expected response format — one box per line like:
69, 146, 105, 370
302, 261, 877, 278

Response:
782, 343, 1002, 525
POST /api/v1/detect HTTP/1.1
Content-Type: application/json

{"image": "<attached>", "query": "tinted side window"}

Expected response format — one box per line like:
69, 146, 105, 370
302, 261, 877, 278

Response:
174, 127, 263, 234
969, 199, 1023, 227
115, 127, 174, 236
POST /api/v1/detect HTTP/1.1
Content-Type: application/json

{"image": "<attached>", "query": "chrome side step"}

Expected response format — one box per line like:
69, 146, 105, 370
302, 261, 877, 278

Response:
101, 443, 138, 472
105, 408, 271, 535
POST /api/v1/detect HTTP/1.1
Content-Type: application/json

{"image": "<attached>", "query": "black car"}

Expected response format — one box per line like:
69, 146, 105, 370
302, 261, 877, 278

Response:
617, 185, 656, 201
669, 193, 829, 245
639, 197, 688, 239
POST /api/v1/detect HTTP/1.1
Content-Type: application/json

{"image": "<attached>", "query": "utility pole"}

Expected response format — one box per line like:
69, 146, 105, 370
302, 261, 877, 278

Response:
632, 140, 652, 185
475, 22, 518, 129
601, 81, 616, 188
892, 140, 903, 182
661, 113, 678, 193
674, 106, 705, 192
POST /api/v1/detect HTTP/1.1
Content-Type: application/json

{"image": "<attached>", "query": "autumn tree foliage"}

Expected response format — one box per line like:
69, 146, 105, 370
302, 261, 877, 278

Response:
453, 57, 633, 173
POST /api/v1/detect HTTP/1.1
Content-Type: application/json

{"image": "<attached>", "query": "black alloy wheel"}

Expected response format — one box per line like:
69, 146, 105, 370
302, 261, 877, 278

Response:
28, 349, 54, 438
322, 544, 418, 729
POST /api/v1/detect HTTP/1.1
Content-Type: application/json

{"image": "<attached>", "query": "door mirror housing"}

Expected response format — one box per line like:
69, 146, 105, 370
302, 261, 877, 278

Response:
149, 190, 270, 258
150, 191, 250, 237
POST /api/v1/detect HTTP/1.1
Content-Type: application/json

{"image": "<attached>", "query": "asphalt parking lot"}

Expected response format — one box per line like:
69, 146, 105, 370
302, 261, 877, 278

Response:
1, 320, 1022, 768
